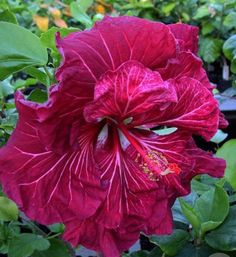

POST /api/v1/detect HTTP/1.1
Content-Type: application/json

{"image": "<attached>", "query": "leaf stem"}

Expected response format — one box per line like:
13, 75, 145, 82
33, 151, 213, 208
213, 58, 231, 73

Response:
43, 65, 54, 85
47, 232, 62, 240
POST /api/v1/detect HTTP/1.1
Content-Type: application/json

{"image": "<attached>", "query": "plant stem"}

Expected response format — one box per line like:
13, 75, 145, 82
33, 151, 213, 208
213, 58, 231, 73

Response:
47, 232, 62, 239
43, 65, 54, 85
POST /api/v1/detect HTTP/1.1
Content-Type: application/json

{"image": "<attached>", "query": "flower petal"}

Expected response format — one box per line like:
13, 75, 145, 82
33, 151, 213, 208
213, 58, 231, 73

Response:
15, 68, 94, 153
0, 109, 106, 224
56, 16, 176, 82
93, 127, 158, 228
63, 217, 142, 257
84, 61, 176, 124
184, 139, 226, 181
158, 51, 213, 90
141, 77, 220, 140
168, 23, 199, 54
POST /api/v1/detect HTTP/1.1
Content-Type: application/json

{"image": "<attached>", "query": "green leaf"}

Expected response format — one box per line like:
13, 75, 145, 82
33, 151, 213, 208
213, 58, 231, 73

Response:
0, 10, 17, 24
161, 3, 176, 15
199, 38, 223, 63
194, 185, 229, 235
201, 22, 214, 35
210, 129, 228, 144
191, 179, 212, 195
0, 77, 14, 98
172, 193, 198, 224
175, 243, 215, 257
76, 0, 93, 11
40, 27, 79, 52
179, 198, 201, 231
231, 56, 236, 73
148, 247, 163, 257
9, 234, 50, 257
153, 127, 177, 136
0, 196, 18, 221
70, 2, 93, 28
48, 223, 65, 233
150, 229, 190, 256
205, 205, 236, 251
27, 88, 48, 103
128, 251, 149, 257
223, 35, 236, 60
216, 139, 236, 189
12, 78, 38, 90
24, 67, 49, 86
0, 22, 48, 80
193, 5, 210, 19
209, 254, 230, 257
223, 12, 236, 28
31, 239, 72, 257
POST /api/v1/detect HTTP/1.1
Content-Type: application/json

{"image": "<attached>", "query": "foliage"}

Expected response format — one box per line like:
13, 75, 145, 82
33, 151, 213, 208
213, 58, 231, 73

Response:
0, 0, 236, 256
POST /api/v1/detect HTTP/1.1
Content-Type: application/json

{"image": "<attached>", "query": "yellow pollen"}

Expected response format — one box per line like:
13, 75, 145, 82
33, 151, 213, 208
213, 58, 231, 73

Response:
135, 150, 181, 181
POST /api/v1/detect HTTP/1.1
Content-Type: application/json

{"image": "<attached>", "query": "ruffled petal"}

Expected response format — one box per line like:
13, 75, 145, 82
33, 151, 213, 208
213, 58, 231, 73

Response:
84, 61, 176, 124
0, 105, 106, 224
168, 23, 199, 54
63, 217, 142, 257
140, 77, 220, 140
15, 67, 94, 152
56, 16, 176, 81
219, 112, 229, 129
183, 139, 226, 182
158, 51, 213, 90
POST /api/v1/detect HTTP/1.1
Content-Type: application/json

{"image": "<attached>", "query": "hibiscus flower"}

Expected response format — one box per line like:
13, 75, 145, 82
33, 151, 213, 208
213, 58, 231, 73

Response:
0, 16, 226, 257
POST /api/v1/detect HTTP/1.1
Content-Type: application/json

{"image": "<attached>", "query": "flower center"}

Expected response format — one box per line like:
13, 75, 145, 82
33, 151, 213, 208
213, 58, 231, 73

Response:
117, 123, 181, 181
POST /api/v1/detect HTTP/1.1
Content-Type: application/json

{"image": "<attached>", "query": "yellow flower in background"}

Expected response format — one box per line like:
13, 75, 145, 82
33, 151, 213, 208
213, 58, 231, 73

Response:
33, 15, 49, 32
95, 4, 106, 14
50, 8, 62, 19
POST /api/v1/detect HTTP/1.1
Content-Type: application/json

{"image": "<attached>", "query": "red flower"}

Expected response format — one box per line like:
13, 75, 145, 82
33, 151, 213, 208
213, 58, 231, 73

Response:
0, 16, 226, 256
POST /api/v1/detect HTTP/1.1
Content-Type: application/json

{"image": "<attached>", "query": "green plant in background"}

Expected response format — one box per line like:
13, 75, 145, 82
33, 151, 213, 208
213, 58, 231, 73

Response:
0, 1, 236, 257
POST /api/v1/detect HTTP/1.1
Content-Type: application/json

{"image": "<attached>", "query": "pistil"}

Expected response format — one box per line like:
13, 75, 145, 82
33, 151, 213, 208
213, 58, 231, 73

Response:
117, 123, 181, 179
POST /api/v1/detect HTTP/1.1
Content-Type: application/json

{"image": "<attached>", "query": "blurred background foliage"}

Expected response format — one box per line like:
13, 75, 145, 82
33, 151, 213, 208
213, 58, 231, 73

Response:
0, 1, 236, 257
